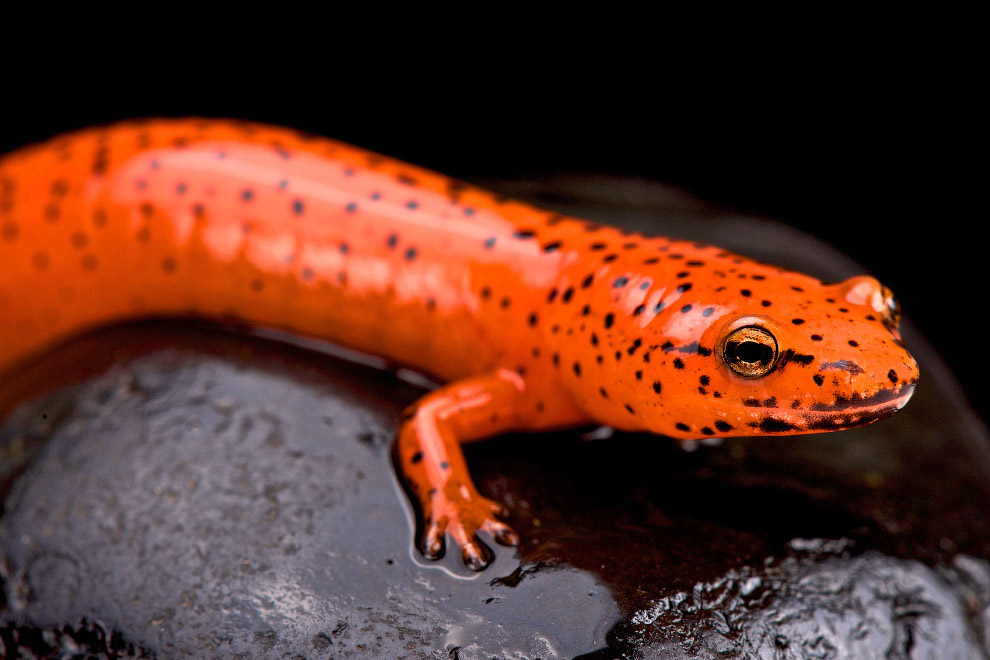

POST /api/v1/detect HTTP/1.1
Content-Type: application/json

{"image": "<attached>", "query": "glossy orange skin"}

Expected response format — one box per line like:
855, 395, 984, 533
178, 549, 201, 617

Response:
0, 119, 918, 569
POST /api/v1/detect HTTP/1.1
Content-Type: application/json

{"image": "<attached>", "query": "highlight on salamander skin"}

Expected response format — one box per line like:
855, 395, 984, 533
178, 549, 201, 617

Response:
0, 118, 919, 570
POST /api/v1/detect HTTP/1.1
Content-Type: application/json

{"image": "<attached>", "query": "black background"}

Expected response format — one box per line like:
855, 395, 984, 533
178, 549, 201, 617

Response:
1, 40, 980, 421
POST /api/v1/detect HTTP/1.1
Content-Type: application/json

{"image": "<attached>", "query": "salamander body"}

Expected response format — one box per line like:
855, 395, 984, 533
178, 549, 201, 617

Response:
0, 119, 918, 568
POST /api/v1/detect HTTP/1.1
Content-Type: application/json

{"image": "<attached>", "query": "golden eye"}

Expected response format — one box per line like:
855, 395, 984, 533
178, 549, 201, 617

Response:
722, 326, 778, 378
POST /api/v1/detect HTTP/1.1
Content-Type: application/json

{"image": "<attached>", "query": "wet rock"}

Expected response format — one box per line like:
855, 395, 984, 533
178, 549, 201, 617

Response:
1, 178, 988, 658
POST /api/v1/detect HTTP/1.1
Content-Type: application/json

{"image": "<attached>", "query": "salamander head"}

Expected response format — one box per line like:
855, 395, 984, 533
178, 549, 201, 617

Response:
553, 253, 918, 438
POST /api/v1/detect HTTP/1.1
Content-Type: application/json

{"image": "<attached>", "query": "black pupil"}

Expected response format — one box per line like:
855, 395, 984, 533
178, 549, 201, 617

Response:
731, 340, 771, 365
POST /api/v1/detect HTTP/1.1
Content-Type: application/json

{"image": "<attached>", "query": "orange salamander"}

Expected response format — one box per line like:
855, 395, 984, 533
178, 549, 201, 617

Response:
0, 119, 919, 570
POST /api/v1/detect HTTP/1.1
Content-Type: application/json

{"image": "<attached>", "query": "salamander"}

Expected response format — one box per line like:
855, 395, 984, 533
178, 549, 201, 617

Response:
0, 119, 919, 570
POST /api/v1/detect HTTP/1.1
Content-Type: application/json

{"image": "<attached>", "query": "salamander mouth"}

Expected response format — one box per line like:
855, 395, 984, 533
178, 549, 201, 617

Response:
743, 380, 917, 435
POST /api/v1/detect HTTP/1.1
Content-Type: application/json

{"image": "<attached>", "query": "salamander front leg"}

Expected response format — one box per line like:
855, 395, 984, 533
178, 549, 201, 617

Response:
394, 368, 529, 570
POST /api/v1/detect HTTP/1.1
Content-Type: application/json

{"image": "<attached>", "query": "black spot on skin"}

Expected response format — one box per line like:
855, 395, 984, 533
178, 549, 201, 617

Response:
652, 381, 662, 394
404, 247, 418, 261
761, 300, 772, 307
791, 286, 805, 293
625, 404, 636, 414
405, 200, 419, 210
604, 313, 615, 329
654, 301, 666, 313
573, 362, 582, 377
542, 241, 562, 252
614, 351, 622, 361
547, 288, 558, 303
514, 230, 536, 239
292, 199, 305, 216
759, 417, 797, 433
643, 257, 659, 265
635, 370, 643, 380
411, 451, 423, 464
176, 183, 188, 195
676, 423, 690, 432
599, 387, 608, 398
740, 289, 752, 297
161, 257, 177, 273
590, 333, 599, 346
627, 339, 642, 355
792, 318, 806, 325
702, 307, 714, 317
888, 369, 898, 383
677, 283, 692, 293
813, 374, 825, 386
743, 397, 761, 407
552, 353, 560, 366
820, 360, 864, 375
715, 420, 733, 432
673, 358, 684, 369
463, 207, 476, 216
633, 304, 645, 316
811, 334, 823, 341
763, 397, 777, 408
338, 242, 350, 254
848, 340, 859, 347
603, 254, 618, 263
345, 202, 358, 213
582, 274, 594, 288
562, 287, 574, 302
582, 304, 591, 316
241, 188, 255, 202
792, 353, 815, 365
387, 233, 398, 249
680, 304, 692, 314
440, 461, 450, 470
639, 281, 650, 290
589, 242, 607, 250
613, 276, 629, 288
700, 375, 710, 386
528, 313, 538, 327
701, 427, 714, 435
500, 297, 511, 309
480, 286, 492, 300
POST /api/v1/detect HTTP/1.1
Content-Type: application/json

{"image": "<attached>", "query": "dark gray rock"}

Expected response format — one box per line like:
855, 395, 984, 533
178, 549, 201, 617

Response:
2, 178, 988, 659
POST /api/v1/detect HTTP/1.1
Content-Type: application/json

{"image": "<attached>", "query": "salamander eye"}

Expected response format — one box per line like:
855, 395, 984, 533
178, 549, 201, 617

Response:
722, 326, 778, 378
881, 286, 901, 327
